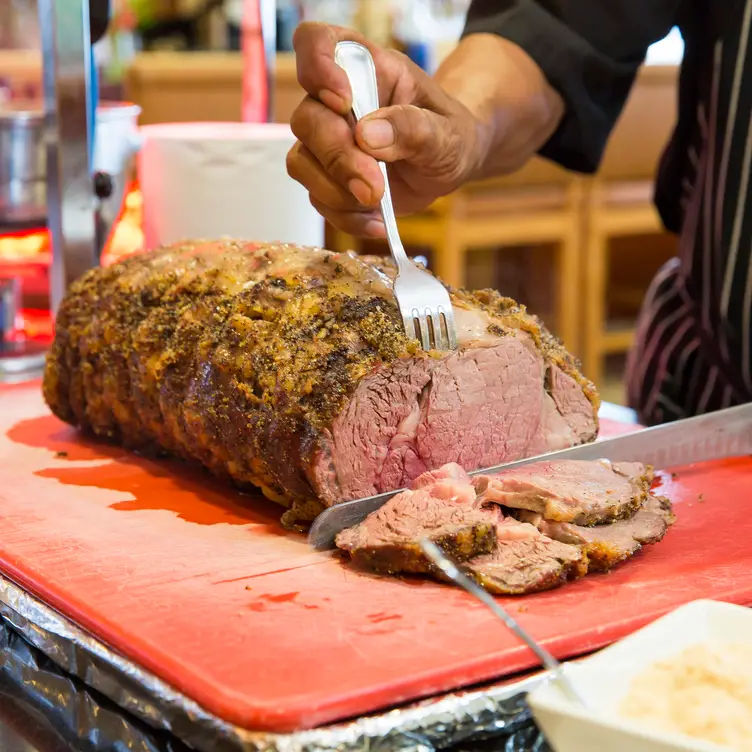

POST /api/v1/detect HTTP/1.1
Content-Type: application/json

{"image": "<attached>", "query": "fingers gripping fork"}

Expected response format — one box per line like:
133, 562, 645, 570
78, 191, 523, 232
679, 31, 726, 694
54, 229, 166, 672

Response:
334, 41, 458, 351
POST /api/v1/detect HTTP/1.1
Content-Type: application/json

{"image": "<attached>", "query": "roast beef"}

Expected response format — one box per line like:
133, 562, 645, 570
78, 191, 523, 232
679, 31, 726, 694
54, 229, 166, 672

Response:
335, 460, 675, 595
517, 495, 675, 571
464, 518, 588, 595
335, 464, 498, 574
466, 539, 587, 595
43, 240, 599, 525
474, 460, 652, 525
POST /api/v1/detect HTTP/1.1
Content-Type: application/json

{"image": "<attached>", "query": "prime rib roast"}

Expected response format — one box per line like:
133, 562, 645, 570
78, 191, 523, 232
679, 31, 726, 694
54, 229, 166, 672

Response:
43, 240, 599, 527
337, 460, 675, 595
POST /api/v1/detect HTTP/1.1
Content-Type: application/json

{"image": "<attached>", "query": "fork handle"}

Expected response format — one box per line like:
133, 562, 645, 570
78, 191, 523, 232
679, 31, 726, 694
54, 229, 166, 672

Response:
333, 41, 411, 271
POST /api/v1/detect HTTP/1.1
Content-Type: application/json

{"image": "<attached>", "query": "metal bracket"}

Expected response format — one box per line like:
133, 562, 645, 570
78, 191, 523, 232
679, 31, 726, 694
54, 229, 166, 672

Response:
37, 0, 97, 314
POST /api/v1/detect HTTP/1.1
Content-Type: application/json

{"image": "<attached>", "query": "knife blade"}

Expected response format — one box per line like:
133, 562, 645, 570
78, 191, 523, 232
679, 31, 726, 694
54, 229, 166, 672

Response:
308, 402, 752, 551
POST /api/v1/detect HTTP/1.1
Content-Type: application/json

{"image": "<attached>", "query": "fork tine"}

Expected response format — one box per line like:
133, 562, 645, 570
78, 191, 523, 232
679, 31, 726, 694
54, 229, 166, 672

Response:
428, 311, 446, 351
417, 310, 432, 350
442, 306, 458, 350
402, 311, 417, 342
401, 303, 458, 350
447, 319, 458, 349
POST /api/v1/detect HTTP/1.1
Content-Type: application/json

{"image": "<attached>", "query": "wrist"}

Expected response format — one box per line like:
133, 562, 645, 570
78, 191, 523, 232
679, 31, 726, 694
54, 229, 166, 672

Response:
435, 33, 564, 181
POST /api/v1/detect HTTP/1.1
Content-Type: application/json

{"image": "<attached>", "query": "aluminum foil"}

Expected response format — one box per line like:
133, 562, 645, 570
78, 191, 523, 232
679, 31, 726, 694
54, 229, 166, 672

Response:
0, 572, 551, 751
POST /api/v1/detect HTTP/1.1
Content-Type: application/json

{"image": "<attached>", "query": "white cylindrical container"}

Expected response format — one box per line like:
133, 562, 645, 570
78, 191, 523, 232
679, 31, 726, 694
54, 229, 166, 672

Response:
138, 122, 324, 250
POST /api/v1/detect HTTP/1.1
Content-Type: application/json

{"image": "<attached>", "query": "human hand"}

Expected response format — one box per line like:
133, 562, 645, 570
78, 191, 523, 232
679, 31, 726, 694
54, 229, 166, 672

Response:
286, 23, 488, 238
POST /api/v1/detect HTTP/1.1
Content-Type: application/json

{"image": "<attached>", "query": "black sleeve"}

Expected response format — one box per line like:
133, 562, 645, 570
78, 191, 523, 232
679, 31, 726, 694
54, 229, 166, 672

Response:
89, 0, 111, 45
463, 0, 681, 173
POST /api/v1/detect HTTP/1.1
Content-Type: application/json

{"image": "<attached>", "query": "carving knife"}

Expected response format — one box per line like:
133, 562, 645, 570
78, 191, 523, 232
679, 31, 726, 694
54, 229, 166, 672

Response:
308, 401, 752, 550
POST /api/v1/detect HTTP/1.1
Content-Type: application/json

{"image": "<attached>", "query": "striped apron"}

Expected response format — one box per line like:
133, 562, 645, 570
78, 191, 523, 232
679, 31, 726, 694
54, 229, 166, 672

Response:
627, 0, 752, 424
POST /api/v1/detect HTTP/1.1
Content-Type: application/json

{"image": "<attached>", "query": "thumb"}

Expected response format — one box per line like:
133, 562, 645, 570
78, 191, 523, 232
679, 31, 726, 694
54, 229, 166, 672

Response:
355, 105, 453, 167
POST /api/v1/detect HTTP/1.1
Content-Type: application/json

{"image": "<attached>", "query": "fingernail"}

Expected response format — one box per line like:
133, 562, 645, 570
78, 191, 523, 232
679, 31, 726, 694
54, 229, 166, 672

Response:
319, 88, 347, 113
365, 219, 386, 238
361, 119, 394, 149
349, 178, 372, 205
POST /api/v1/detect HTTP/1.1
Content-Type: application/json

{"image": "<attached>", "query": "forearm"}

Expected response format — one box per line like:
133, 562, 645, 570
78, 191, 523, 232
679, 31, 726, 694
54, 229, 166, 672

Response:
447, 0, 680, 174
434, 33, 565, 180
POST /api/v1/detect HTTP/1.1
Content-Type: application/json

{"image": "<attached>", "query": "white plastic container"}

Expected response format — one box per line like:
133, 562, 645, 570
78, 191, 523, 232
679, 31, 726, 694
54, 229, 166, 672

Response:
529, 600, 752, 752
138, 122, 324, 250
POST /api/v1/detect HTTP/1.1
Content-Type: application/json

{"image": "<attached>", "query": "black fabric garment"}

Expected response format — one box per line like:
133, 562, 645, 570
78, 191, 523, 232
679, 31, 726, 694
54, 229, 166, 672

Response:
89, 0, 110, 44
462, 0, 752, 425
463, 0, 682, 174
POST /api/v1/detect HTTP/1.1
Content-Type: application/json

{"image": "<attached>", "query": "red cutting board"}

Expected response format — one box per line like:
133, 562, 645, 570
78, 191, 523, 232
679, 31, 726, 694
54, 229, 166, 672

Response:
1, 382, 752, 733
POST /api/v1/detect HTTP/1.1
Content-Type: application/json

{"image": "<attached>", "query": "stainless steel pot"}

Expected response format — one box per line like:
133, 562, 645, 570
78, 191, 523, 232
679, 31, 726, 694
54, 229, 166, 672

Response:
0, 101, 45, 224
0, 100, 142, 234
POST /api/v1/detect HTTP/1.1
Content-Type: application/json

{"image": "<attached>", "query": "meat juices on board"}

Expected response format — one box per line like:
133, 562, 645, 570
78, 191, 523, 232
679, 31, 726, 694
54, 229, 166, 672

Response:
43, 240, 598, 526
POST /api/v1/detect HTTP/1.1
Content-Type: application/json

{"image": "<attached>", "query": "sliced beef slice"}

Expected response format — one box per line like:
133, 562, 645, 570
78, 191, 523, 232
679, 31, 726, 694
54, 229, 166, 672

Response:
517, 495, 675, 571
336, 460, 674, 596
463, 519, 587, 595
335, 464, 499, 574
474, 460, 653, 525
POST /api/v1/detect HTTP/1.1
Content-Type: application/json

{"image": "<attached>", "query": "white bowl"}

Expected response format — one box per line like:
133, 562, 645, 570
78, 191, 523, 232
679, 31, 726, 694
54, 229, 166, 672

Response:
528, 600, 752, 752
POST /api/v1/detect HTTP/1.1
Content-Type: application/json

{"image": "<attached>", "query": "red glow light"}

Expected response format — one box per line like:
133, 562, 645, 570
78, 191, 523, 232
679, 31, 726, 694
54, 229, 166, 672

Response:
0, 185, 146, 338
0, 184, 145, 268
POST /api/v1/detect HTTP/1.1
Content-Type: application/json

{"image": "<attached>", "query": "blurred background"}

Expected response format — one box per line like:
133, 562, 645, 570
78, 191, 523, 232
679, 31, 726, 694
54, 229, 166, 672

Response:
0, 0, 684, 403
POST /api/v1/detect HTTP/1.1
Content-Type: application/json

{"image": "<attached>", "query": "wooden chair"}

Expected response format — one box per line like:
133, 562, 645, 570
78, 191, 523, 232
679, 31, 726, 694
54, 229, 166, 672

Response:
581, 64, 680, 387
332, 159, 586, 353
